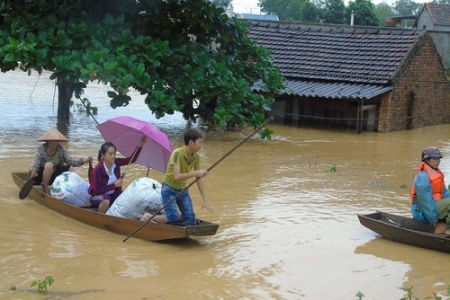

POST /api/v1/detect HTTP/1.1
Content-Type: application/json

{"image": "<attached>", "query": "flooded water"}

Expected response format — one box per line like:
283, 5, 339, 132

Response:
1, 69, 450, 300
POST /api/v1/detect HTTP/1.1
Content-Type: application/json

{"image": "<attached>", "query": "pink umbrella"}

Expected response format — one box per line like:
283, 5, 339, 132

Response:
97, 116, 172, 173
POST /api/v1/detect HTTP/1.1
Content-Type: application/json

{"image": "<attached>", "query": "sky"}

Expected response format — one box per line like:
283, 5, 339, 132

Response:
231, 0, 430, 14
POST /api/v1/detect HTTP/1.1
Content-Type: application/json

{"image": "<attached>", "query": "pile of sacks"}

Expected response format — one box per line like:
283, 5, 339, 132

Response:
50, 173, 164, 220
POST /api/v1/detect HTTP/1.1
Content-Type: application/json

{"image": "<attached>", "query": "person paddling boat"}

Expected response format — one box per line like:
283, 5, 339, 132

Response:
28, 128, 92, 194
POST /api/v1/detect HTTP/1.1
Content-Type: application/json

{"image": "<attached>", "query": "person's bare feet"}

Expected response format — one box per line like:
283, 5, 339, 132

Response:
98, 200, 110, 214
434, 222, 447, 234
140, 212, 168, 223
140, 213, 156, 223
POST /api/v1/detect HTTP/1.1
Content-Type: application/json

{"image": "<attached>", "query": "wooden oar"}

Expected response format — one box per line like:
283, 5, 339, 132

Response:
123, 117, 273, 242
19, 177, 34, 199
19, 99, 97, 200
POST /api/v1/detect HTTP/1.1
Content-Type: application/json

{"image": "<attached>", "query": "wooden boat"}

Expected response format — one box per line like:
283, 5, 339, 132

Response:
357, 211, 450, 253
12, 172, 219, 242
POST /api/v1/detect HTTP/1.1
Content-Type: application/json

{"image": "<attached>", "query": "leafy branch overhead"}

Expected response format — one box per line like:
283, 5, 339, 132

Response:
0, 0, 285, 129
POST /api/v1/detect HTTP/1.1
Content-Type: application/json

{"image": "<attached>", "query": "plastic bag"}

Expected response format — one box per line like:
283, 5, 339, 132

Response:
50, 171, 91, 207
106, 177, 163, 219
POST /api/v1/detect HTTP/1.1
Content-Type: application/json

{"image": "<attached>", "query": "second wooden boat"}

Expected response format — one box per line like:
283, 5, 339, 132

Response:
357, 211, 450, 253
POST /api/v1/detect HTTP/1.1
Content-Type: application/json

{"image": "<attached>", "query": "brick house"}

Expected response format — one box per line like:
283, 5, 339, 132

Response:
413, 3, 450, 72
415, 3, 450, 31
247, 21, 450, 133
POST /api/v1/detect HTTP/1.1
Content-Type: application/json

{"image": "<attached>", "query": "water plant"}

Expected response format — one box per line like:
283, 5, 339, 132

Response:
70, 97, 98, 115
8, 276, 104, 297
356, 285, 450, 300
259, 127, 274, 140
31, 276, 54, 294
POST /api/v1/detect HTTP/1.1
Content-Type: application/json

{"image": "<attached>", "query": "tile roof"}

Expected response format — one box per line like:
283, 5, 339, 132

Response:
247, 21, 426, 86
423, 3, 450, 26
238, 13, 279, 21
254, 80, 394, 99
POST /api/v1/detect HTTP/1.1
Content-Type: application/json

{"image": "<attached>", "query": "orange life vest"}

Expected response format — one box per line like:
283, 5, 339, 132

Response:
410, 162, 445, 203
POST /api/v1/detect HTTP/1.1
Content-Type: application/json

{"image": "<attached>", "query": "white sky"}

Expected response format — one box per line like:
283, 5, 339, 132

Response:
232, 0, 430, 14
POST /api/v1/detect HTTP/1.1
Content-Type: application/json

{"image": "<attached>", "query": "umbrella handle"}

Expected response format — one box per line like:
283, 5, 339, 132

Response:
120, 134, 145, 179
121, 135, 144, 179
123, 117, 273, 242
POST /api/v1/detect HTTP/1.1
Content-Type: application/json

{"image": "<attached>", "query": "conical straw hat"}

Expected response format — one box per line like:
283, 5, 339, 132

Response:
38, 128, 69, 142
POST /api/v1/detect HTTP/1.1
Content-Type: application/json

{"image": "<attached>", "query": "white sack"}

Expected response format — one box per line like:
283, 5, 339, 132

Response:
106, 177, 163, 219
50, 171, 91, 207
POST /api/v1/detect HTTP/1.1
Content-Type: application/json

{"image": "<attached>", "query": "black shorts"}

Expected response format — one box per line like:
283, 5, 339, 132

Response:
33, 164, 72, 185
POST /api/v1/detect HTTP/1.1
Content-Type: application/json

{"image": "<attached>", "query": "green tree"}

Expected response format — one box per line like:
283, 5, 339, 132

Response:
393, 0, 421, 15
345, 0, 380, 26
212, 0, 232, 10
259, 0, 305, 21
321, 0, 346, 24
259, 0, 318, 21
374, 3, 395, 26
0, 0, 285, 129
392, 0, 421, 27
299, 1, 319, 22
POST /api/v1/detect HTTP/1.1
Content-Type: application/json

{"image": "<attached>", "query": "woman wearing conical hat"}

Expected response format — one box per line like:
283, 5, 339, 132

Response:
28, 128, 92, 194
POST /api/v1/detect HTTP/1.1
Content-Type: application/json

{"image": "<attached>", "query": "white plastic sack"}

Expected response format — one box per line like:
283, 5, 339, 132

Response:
50, 171, 91, 207
106, 177, 163, 219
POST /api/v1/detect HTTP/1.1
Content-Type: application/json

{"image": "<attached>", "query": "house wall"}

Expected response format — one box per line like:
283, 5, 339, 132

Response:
377, 93, 393, 133
429, 31, 450, 71
417, 10, 435, 30
433, 25, 450, 31
382, 34, 450, 132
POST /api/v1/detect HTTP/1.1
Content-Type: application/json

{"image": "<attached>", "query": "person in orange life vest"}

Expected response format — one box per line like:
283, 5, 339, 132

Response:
411, 147, 450, 234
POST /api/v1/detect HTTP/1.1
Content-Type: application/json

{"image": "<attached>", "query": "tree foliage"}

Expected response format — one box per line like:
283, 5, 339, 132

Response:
345, 0, 380, 26
393, 0, 423, 16
393, 0, 421, 15
212, 0, 232, 10
374, 3, 395, 26
321, 0, 346, 24
259, 0, 317, 21
260, 0, 380, 25
0, 0, 285, 129
299, 1, 319, 22
392, 0, 421, 27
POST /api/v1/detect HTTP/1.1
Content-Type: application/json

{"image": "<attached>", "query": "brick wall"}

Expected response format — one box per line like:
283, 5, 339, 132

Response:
382, 33, 450, 132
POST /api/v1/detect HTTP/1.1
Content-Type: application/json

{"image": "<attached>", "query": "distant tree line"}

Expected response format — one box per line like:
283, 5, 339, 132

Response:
231, 0, 446, 26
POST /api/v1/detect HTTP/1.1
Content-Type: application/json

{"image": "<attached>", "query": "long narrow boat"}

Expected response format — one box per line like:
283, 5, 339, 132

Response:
357, 211, 450, 253
12, 172, 219, 242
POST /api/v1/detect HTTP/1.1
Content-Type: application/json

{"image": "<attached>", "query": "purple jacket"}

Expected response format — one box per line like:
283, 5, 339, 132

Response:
89, 147, 142, 195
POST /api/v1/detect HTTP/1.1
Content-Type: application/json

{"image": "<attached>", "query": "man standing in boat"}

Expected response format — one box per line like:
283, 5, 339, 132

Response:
411, 147, 450, 234
160, 128, 213, 226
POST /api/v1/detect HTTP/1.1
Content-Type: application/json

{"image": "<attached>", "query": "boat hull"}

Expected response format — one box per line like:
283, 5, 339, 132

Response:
12, 172, 219, 242
358, 211, 450, 253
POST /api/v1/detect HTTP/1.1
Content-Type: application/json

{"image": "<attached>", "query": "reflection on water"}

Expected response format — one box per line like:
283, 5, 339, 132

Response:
355, 238, 450, 299
1, 69, 450, 299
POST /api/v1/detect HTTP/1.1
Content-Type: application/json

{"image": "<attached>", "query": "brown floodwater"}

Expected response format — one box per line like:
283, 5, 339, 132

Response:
1, 69, 450, 300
